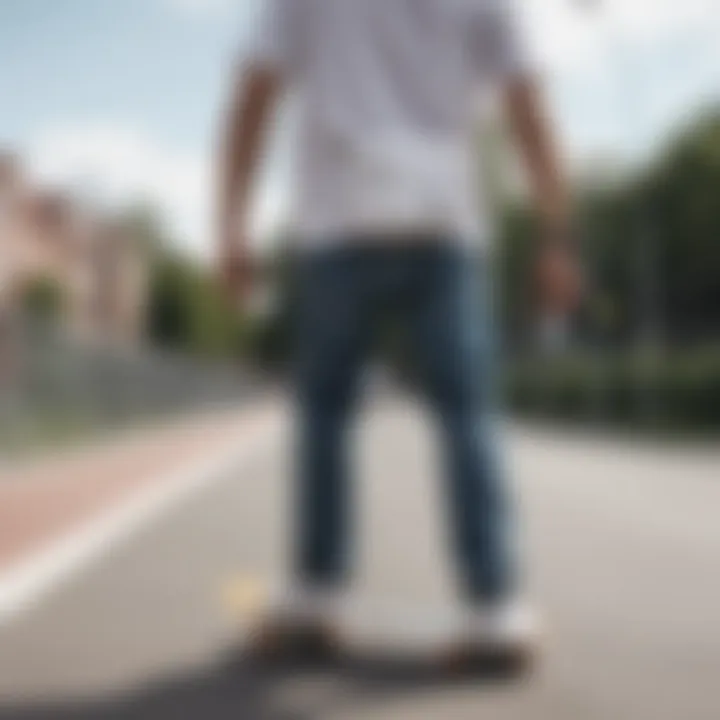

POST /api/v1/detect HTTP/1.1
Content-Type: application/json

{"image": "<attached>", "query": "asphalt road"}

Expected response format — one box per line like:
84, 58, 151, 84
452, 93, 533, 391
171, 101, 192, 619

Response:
0, 398, 719, 719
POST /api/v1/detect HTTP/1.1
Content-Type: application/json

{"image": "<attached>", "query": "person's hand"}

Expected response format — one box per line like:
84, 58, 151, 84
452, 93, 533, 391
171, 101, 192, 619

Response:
534, 234, 584, 317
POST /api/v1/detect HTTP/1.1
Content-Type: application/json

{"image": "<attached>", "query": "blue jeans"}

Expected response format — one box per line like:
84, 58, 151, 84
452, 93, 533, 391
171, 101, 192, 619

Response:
293, 240, 515, 602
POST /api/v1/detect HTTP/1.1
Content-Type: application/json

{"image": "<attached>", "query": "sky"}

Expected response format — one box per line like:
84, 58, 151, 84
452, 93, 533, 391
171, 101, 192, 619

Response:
1, 0, 718, 257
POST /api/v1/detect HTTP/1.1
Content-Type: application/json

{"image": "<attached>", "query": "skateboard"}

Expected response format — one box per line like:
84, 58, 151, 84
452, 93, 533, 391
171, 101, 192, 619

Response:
222, 582, 539, 678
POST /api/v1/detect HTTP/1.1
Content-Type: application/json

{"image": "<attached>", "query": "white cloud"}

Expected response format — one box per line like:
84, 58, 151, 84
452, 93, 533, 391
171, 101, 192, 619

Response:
521, 0, 720, 160
25, 122, 283, 259
524, 0, 719, 70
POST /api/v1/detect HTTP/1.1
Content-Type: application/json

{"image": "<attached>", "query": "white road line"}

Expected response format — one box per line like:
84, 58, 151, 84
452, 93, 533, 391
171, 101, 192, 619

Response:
0, 418, 279, 628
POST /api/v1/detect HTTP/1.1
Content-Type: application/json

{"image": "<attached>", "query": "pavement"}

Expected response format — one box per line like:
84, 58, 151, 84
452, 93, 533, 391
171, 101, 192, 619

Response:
0, 396, 718, 719
0, 405, 276, 576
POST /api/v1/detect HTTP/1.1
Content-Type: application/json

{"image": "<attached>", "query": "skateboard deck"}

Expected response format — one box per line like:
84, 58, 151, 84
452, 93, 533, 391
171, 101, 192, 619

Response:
221, 579, 538, 678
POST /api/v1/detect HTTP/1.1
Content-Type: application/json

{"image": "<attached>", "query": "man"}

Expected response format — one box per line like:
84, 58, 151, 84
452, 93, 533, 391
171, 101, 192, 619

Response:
218, 0, 581, 658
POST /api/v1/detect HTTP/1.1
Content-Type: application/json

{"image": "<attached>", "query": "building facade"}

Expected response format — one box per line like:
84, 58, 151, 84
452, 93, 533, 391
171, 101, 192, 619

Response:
0, 152, 147, 346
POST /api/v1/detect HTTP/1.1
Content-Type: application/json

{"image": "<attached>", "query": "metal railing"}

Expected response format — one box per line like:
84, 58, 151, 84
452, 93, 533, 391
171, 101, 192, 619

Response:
0, 319, 257, 453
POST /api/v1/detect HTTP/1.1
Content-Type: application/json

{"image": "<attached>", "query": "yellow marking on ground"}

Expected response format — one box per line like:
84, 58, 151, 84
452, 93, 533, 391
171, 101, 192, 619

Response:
220, 574, 269, 622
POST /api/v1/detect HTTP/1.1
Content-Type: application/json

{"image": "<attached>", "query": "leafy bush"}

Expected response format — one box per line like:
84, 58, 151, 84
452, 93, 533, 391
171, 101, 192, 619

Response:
506, 348, 720, 430
20, 277, 66, 324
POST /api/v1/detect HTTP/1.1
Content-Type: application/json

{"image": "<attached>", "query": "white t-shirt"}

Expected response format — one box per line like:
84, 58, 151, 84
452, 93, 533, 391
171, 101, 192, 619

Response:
247, 0, 533, 246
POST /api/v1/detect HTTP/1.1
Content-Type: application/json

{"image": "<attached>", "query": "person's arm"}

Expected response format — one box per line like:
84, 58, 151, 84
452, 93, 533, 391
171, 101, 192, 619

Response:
505, 77, 583, 313
505, 77, 570, 238
217, 64, 281, 300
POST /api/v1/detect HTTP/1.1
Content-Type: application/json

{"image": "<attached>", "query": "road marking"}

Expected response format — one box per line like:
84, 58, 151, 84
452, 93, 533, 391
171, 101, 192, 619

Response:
0, 413, 279, 628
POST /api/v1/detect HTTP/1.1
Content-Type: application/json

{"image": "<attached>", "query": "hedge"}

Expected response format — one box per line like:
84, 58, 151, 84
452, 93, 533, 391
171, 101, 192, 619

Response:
505, 348, 720, 431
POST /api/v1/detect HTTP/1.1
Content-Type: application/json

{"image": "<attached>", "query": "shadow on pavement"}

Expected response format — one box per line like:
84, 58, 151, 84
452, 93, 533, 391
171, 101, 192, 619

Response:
0, 648, 528, 719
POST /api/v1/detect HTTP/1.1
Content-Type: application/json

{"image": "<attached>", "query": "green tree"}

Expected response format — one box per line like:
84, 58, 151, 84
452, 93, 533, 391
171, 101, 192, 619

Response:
129, 207, 245, 359
147, 253, 244, 358
21, 277, 66, 325
647, 111, 720, 340
498, 107, 720, 351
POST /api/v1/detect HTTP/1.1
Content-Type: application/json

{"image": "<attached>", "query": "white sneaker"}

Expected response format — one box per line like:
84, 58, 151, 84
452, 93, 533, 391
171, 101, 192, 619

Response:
250, 585, 346, 659
464, 599, 542, 652
273, 584, 346, 626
